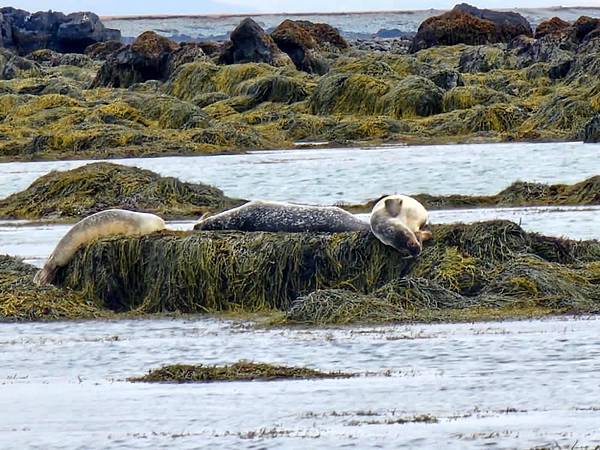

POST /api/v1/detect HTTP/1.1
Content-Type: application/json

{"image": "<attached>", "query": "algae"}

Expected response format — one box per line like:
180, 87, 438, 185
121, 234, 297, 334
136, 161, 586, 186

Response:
0, 162, 244, 221
129, 360, 352, 383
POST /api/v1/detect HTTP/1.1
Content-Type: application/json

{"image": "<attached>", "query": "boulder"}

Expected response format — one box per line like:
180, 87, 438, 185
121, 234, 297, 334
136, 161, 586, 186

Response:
84, 40, 125, 60
271, 20, 325, 74
534, 17, 570, 39
219, 18, 291, 67
572, 16, 600, 42
0, 8, 120, 55
584, 115, 600, 143
429, 68, 464, 90
0, 47, 42, 79
92, 32, 204, 88
410, 3, 532, 52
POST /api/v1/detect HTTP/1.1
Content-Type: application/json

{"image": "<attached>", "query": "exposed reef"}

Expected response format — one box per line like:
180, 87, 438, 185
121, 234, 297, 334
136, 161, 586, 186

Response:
1, 5, 599, 161
0, 254, 105, 321
341, 176, 600, 213
129, 361, 352, 383
0, 162, 244, 221
53, 221, 600, 325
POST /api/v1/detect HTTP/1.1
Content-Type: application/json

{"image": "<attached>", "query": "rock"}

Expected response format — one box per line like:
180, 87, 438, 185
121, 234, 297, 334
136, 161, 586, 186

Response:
92, 31, 205, 88
534, 17, 570, 39
219, 18, 291, 67
429, 69, 464, 90
548, 59, 573, 79
410, 3, 532, 52
84, 40, 125, 60
28, 48, 93, 67
458, 45, 505, 73
508, 34, 576, 69
270, 20, 327, 74
584, 115, 600, 143
0, 8, 120, 55
0, 47, 42, 80
572, 16, 600, 42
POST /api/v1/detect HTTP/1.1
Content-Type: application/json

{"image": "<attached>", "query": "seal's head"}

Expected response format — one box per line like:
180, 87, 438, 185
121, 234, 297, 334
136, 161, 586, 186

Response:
370, 196, 423, 257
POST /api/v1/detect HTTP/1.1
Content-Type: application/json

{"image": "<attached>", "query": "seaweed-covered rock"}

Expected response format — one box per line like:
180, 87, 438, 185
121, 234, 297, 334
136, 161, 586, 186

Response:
219, 18, 292, 67
0, 162, 243, 221
534, 17, 570, 39
55, 220, 600, 319
0, 254, 104, 321
92, 32, 205, 88
458, 45, 506, 73
584, 115, 600, 143
0, 8, 120, 55
27, 49, 94, 68
410, 3, 532, 52
84, 40, 125, 60
429, 68, 464, 90
0, 48, 42, 79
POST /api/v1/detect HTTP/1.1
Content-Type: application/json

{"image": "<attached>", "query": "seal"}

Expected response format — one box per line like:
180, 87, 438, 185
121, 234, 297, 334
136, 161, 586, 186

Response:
34, 209, 166, 286
194, 201, 370, 233
370, 195, 432, 257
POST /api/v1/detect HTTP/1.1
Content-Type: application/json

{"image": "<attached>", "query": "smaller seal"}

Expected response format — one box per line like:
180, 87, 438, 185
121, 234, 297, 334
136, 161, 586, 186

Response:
34, 209, 166, 286
194, 201, 370, 232
370, 195, 432, 257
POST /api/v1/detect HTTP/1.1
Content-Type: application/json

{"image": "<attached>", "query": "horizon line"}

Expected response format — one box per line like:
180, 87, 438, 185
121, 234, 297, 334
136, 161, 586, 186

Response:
100, 5, 599, 21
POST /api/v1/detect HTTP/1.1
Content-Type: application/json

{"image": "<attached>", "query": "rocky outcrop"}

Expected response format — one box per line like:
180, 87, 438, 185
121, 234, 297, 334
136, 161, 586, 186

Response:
534, 17, 570, 39
84, 40, 125, 60
271, 20, 347, 74
219, 18, 291, 67
584, 115, 600, 143
0, 7, 120, 55
410, 3, 532, 52
0, 47, 41, 79
92, 32, 205, 88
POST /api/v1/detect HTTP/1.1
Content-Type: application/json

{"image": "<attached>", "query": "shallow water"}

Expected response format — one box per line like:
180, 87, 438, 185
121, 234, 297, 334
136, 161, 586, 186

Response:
2, 142, 600, 205
2, 316, 600, 449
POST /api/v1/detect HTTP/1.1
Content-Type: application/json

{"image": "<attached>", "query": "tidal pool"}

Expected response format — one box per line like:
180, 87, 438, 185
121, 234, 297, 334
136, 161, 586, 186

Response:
1, 316, 600, 449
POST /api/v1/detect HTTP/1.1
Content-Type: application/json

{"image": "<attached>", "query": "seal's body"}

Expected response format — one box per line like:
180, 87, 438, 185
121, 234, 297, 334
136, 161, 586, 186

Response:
370, 195, 431, 256
34, 209, 165, 286
194, 201, 370, 233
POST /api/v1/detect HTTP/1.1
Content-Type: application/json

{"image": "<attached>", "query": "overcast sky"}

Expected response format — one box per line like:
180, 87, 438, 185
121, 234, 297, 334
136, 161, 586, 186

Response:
7, 0, 600, 16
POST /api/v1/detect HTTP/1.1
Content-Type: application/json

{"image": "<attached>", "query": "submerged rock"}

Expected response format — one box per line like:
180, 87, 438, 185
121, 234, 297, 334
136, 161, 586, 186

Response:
219, 18, 292, 67
410, 3, 532, 52
0, 162, 244, 221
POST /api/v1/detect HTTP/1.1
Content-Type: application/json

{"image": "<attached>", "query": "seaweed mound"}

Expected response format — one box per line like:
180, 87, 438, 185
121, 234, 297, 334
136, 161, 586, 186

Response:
56, 221, 600, 323
129, 361, 351, 383
0, 254, 103, 321
410, 4, 532, 52
0, 162, 243, 221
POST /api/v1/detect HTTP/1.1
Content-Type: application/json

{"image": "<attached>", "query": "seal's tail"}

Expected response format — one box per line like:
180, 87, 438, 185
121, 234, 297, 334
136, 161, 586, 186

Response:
33, 266, 56, 286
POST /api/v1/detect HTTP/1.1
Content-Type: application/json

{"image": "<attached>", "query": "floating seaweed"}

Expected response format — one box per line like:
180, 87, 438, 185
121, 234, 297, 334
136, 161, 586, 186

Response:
128, 360, 353, 383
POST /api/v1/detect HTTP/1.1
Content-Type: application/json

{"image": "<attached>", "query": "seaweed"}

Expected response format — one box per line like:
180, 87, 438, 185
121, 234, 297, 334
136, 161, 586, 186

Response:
0, 162, 244, 221
129, 360, 353, 383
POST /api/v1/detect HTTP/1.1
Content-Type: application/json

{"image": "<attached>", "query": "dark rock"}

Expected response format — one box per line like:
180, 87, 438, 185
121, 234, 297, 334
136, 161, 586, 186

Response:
429, 69, 464, 90
219, 18, 291, 67
548, 59, 573, 79
271, 20, 327, 74
535, 17, 570, 39
0, 8, 120, 55
572, 16, 600, 42
458, 45, 504, 73
92, 31, 204, 88
410, 3, 532, 52
583, 115, 600, 143
508, 34, 575, 69
196, 41, 222, 57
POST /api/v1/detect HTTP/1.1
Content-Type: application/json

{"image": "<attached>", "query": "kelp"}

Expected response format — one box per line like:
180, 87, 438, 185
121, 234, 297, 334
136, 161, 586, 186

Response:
56, 220, 600, 325
0, 255, 105, 321
0, 162, 244, 221
129, 360, 353, 383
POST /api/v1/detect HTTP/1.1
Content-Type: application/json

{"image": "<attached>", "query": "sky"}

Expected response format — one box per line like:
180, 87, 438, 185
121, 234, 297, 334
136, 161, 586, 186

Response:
6, 0, 600, 16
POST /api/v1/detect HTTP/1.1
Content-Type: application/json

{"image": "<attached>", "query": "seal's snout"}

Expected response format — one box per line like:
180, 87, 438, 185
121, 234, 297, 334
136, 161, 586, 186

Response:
406, 239, 422, 258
